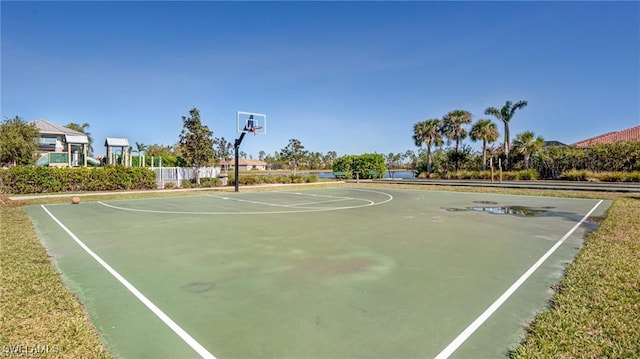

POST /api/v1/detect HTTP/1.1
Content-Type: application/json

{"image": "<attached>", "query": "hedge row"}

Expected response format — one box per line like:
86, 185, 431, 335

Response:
231, 174, 318, 186
558, 170, 640, 182
417, 169, 540, 180
415, 169, 640, 182
0, 166, 156, 194
171, 175, 318, 188
534, 141, 640, 178
174, 177, 224, 189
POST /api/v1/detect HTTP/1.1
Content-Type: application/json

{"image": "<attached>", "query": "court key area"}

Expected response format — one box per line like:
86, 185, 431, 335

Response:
25, 187, 609, 358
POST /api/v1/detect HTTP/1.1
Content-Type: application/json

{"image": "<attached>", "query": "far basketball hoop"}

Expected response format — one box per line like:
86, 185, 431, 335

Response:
237, 111, 267, 135
233, 111, 266, 192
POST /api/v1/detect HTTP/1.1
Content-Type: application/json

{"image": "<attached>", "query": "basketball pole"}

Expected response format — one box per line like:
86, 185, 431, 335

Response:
233, 132, 246, 192
233, 115, 253, 192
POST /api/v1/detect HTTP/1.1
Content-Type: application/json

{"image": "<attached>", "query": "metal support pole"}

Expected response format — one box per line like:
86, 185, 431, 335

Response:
233, 114, 256, 192
234, 132, 246, 192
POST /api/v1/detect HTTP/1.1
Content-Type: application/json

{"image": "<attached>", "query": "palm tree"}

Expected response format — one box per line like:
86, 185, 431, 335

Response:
412, 119, 443, 174
470, 119, 499, 171
65, 122, 94, 155
441, 110, 472, 152
308, 151, 322, 170
135, 142, 147, 166
512, 131, 544, 169
484, 100, 528, 165
441, 110, 472, 171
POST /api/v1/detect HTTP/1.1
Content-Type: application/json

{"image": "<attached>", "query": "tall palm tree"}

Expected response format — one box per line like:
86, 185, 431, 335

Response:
65, 122, 94, 155
512, 130, 544, 169
412, 119, 443, 174
484, 100, 528, 164
441, 110, 472, 152
470, 119, 499, 171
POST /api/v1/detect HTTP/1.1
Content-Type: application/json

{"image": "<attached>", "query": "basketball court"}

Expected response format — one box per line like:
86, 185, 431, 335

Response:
25, 187, 609, 358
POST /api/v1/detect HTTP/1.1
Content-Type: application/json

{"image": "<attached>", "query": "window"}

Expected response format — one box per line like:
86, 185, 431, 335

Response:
39, 136, 58, 149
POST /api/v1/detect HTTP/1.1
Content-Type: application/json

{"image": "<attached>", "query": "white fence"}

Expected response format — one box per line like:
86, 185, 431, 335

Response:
152, 167, 221, 188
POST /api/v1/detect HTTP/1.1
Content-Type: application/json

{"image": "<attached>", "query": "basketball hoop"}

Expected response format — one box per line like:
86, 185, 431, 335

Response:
234, 111, 267, 193
237, 111, 267, 135
249, 126, 262, 135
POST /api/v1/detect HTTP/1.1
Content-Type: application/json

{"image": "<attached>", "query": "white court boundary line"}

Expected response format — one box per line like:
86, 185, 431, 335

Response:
205, 194, 366, 208
434, 199, 604, 359
40, 205, 216, 359
97, 188, 393, 215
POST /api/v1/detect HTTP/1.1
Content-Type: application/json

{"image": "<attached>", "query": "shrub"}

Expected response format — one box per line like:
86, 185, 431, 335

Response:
559, 170, 588, 181
627, 171, 640, 182
518, 169, 539, 180
333, 153, 387, 179
597, 172, 626, 182
199, 177, 221, 187
164, 182, 175, 189
558, 170, 640, 182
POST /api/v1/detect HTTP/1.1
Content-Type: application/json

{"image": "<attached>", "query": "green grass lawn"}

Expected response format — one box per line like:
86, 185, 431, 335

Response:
0, 199, 112, 358
1, 184, 638, 358
509, 196, 640, 358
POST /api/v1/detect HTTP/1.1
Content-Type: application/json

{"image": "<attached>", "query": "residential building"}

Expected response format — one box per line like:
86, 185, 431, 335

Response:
219, 159, 268, 171
33, 119, 91, 167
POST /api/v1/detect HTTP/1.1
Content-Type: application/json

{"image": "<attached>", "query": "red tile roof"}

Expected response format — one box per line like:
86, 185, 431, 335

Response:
572, 125, 640, 148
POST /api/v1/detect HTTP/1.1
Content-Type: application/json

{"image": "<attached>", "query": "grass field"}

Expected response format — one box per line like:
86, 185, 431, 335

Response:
1, 183, 638, 358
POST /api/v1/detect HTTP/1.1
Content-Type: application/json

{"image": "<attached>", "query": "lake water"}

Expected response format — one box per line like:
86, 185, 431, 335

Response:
315, 171, 416, 179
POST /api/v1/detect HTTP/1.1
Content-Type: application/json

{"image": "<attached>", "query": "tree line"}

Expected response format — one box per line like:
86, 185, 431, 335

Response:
3, 102, 638, 181
409, 99, 639, 179
0, 110, 340, 180
412, 100, 539, 174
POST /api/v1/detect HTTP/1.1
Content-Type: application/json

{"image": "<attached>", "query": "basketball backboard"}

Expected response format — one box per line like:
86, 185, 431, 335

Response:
237, 111, 267, 135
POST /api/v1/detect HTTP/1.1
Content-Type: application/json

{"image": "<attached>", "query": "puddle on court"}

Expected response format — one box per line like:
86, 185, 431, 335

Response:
443, 205, 605, 233
468, 206, 548, 216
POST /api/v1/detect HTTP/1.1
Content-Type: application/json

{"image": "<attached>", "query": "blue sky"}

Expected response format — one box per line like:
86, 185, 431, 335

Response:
2, 1, 639, 159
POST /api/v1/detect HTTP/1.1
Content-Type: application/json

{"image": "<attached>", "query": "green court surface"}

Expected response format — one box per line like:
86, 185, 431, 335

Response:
25, 187, 610, 359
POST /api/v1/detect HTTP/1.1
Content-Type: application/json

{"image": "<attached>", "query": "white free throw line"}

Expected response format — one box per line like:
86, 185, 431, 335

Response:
434, 199, 604, 359
40, 205, 216, 359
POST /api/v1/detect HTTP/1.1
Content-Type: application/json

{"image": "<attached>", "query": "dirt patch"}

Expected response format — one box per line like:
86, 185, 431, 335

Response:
0, 194, 25, 207
182, 281, 216, 293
